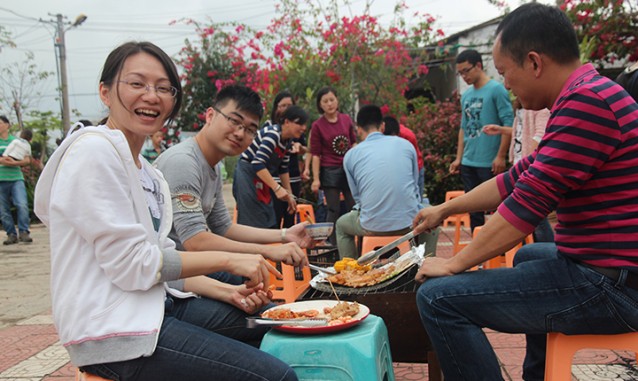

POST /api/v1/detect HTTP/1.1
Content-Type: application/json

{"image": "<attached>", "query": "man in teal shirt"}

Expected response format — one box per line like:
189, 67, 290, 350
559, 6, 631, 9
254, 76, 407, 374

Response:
450, 49, 514, 232
0, 115, 32, 245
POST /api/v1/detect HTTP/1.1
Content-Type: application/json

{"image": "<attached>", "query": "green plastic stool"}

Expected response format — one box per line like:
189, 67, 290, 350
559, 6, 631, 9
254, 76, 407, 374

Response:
260, 314, 395, 381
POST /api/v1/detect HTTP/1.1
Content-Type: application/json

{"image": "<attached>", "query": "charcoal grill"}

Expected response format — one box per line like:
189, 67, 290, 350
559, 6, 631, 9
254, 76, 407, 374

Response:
301, 260, 442, 380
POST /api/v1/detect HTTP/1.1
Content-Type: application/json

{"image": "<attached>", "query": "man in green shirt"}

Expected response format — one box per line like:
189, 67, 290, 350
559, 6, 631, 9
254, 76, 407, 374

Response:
0, 116, 32, 245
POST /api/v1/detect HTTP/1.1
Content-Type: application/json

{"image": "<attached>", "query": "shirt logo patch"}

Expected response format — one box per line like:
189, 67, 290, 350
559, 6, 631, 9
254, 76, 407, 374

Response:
175, 192, 202, 212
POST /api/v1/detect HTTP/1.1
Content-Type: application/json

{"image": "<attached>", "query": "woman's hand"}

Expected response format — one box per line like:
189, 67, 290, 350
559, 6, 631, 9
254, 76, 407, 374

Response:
311, 180, 321, 193
286, 222, 314, 249
229, 283, 273, 314
228, 254, 281, 289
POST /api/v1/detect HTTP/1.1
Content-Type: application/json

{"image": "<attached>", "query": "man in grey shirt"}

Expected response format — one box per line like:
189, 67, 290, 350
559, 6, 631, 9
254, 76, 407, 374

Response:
155, 85, 311, 269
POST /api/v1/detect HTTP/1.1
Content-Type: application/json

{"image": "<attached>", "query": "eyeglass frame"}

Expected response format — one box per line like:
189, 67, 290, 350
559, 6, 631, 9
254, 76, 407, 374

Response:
212, 106, 258, 138
117, 80, 178, 98
456, 64, 477, 76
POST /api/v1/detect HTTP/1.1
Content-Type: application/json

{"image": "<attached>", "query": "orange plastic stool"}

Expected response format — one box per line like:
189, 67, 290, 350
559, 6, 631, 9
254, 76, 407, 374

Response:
268, 260, 312, 303
545, 332, 638, 381
442, 191, 470, 228
75, 368, 113, 381
296, 204, 316, 224
361, 235, 412, 256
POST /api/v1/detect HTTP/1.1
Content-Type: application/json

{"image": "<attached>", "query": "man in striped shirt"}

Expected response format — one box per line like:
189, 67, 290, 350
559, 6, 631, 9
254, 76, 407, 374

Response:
412, 3, 638, 380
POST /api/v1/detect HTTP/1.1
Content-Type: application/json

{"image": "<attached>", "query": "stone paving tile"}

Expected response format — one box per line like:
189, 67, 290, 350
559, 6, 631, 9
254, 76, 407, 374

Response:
393, 362, 429, 380
0, 343, 68, 379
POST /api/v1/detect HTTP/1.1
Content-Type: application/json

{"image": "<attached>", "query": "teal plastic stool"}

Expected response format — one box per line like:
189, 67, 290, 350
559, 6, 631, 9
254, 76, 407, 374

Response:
260, 314, 395, 381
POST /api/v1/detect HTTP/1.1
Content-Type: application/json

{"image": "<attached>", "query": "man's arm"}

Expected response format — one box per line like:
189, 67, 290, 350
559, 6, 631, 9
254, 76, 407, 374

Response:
492, 132, 511, 174
0, 156, 30, 166
449, 129, 464, 174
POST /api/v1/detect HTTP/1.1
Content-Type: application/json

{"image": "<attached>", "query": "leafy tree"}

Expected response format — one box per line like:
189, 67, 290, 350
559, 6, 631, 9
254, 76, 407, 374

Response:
560, 0, 638, 65
0, 51, 53, 128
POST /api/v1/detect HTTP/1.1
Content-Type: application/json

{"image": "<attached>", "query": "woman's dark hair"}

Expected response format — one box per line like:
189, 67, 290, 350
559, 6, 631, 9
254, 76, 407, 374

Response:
315, 86, 338, 114
99, 41, 182, 124
496, 3, 579, 66
0, 115, 9, 124
270, 91, 295, 124
382, 116, 400, 136
281, 105, 309, 126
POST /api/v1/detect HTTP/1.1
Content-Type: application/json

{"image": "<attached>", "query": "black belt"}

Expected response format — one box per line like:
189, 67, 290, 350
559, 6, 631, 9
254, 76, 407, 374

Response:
582, 263, 638, 290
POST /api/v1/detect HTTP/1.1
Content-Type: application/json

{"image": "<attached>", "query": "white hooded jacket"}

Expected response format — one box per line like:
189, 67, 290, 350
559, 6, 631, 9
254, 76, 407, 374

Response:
35, 125, 183, 366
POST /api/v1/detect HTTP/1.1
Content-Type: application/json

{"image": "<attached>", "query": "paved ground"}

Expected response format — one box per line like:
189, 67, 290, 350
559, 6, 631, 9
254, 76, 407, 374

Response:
0, 184, 636, 380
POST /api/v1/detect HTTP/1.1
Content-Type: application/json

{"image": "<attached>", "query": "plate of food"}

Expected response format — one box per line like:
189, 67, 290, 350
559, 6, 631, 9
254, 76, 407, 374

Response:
260, 300, 369, 334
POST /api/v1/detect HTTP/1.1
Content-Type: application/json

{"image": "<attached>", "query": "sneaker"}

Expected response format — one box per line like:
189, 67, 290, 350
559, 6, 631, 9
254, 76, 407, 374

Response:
19, 232, 33, 243
3, 234, 18, 245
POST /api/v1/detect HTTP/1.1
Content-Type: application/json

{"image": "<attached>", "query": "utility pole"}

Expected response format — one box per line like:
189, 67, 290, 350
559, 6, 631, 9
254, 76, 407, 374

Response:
54, 14, 71, 134
45, 13, 87, 135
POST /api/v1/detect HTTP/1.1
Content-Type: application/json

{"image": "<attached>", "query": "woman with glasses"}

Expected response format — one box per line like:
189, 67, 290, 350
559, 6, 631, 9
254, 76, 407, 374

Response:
34, 41, 298, 381
234, 105, 309, 228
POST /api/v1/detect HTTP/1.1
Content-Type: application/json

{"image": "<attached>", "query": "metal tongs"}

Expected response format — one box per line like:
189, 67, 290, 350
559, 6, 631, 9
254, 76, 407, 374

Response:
246, 317, 328, 328
356, 231, 416, 266
308, 263, 336, 275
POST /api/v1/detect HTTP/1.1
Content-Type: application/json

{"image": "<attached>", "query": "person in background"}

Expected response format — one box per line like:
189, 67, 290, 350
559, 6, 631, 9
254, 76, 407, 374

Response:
483, 97, 554, 242
234, 105, 309, 229
34, 41, 297, 381
309, 86, 356, 244
0, 115, 32, 245
142, 129, 165, 163
2, 129, 32, 161
412, 4, 638, 380
382, 116, 426, 202
336, 105, 437, 259
263, 91, 307, 228
154, 85, 311, 271
615, 62, 638, 101
452, 48, 514, 232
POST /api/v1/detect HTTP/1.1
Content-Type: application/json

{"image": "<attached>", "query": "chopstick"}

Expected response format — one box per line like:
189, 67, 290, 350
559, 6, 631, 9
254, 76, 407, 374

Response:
304, 211, 315, 224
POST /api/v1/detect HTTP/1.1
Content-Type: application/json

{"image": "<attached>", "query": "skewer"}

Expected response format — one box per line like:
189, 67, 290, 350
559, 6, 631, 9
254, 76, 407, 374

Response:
327, 277, 340, 302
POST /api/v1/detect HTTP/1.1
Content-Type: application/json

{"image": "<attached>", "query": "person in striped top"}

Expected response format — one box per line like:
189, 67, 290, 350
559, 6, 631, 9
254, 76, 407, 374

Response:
233, 105, 309, 228
412, 3, 638, 380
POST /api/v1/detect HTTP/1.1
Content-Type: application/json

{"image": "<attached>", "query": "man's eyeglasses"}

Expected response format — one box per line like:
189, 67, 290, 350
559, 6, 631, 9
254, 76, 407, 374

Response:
118, 80, 178, 98
213, 107, 258, 138
457, 64, 476, 76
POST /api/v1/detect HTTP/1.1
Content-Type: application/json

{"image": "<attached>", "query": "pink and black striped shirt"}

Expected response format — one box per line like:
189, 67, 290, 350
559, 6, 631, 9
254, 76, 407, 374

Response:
497, 63, 638, 270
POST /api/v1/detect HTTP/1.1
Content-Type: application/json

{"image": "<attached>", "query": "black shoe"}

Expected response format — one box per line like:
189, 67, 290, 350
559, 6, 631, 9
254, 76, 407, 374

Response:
19, 232, 33, 243
3, 234, 18, 245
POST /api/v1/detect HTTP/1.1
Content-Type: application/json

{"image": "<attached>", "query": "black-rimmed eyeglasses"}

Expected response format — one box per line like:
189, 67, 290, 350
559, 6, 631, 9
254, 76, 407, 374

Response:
213, 107, 258, 138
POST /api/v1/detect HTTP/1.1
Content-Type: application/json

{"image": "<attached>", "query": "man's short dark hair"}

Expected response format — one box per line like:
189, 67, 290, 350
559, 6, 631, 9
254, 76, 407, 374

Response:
356, 105, 383, 132
214, 85, 264, 120
382, 116, 400, 136
281, 105, 309, 126
20, 129, 33, 141
456, 49, 483, 67
0, 115, 9, 124
496, 3, 580, 66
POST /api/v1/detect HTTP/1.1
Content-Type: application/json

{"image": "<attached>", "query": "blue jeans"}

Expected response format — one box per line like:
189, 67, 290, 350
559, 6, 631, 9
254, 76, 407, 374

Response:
416, 243, 638, 381
0, 180, 30, 236
81, 296, 297, 381
459, 165, 494, 232
418, 167, 425, 202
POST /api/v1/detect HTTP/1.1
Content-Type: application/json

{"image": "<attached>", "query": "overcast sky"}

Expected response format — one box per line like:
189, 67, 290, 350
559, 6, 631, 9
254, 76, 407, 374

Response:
1, 0, 537, 123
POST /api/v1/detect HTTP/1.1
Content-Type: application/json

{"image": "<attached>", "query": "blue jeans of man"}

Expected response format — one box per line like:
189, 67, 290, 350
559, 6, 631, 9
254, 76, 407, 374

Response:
416, 243, 638, 381
459, 165, 494, 232
0, 180, 30, 236
81, 295, 297, 381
